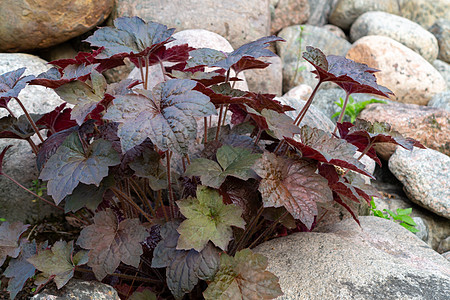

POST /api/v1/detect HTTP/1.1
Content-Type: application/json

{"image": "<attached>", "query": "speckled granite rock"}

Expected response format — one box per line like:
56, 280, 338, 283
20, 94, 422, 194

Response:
350, 11, 438, 63
429, 19, 450, 64
32, 279, 119, 300
255, 216, 450, 300
399, 0, 450, 29
389, 147, 450, 219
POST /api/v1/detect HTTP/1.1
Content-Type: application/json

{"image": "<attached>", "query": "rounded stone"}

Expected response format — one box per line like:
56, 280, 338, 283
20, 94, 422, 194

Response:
429, 19, 450, 64
0, 0, 114, 52
346, 36, 446, 105
329, 0, 400, 30
350, 11, 439, 63
398, 0, 450, 29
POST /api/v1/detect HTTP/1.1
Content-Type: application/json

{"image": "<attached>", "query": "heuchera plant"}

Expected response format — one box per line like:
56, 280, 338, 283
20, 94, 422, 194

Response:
0, 17, 425, 299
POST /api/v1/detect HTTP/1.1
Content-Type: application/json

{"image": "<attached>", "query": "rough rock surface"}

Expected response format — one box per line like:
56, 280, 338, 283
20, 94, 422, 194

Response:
0, 54, 65, 222
112, 0, 270, 50
350, 11, 439, 63
438, 236, 450, 254
32, 279, 119, 300
306, 0, 339, 26
433, 59, 450, 88
389, 147, 450, 219
359, 102, 450, 157
347, 36, 446, 105
0, 0, 113, 52
399, 0, 450, 29
255, 216, 450, 300
312, 88, 387, 124
428, 91, 450, 112
283, 84, 312, 101
277, 25, 351, 93
244, 55, 283, 95
270, 0, 309, 34
329, 0, 400, 30
276, 96, 335, 133
429, 19, 450, 64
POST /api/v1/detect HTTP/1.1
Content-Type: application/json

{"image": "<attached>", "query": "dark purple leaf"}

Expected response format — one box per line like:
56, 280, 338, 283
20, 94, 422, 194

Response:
302, 46, 393, 98
0, 68, 34, 109
36, 126, 78, 172
129, 44, 195, 67
152, 221, 220, 300
36, 103, 77, 136
28, 67, 73, 89
231, 57, 271, 74
39, 131, 120, 204
337, 119, 426, 154
0, 145, 12, 175
85, 16, 175, 60
0, 222, 29, 266
285, 125, 374, 178
50, 47, 105, 69
4, 240, 40, 300
103, 79, 216, 154
77, 209, 150, 280
0, 114, 44, 140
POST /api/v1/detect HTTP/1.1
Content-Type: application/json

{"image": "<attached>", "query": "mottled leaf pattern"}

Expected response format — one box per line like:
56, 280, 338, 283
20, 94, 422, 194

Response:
77, 209, 150, 280
176, 186, 245, 251
0, 222, 29, 266
0, 68, 34, 108
152, 221, 220, 300
103, 79, 216, 154
203, 248, 283, 300
39, 132, 120, 204
253, 152, 332, 229
185, 145, 261, 188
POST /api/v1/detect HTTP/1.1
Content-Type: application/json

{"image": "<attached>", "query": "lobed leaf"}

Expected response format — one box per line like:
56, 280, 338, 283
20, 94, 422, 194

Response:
36, 103, 77, 136
261, 108, 300, 140
0, 114, 44, 140
203, 248, 283, 300
39, 132, 120, 204
253, 152, 332, 229
4, 240, 40, 299
176, 186, 245, 251
152, 221, 220, 300
85, 16, 175, 59
0, 222, 29, 266
54, 70, 107, 125
27, 240, 87, 289
103, 79, 216, 154
128, 147, 168, 191
0, 68, 34, 108
185, 145, 261, 189
302, 46, 393, 98
77, 209, 150, 280
285, 125, 374, 178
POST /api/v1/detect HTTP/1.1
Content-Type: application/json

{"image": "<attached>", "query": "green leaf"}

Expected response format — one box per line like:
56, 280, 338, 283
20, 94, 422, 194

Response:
400, 223, 420, 233
64, 175, 115, 213
176, 186, 245, 251
203, 248, 283, 300
151, 221, 220, 300
396, 208, 412, 216
54, 71, 106, 125
27, 240, 84, 289
0, 221, 29, 266
253, 152, 333, 229
128, 147, 168, 191
185, 145, 261, 188
395, 215, 417, 226
76, 209, 150, 280
39, 132, 120, 204
103, 79, 216, 154
260, 109, 301, 140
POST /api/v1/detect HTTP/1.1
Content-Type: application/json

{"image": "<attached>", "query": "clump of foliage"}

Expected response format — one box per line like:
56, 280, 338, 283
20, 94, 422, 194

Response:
369, 198, 419, 233
0, 17, 424, 299
331, 96, 387, 123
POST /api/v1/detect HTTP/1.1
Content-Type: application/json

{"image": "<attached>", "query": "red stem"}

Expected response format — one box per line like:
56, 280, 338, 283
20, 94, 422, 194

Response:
14, 97, 45, 143
333, 93, 350, 134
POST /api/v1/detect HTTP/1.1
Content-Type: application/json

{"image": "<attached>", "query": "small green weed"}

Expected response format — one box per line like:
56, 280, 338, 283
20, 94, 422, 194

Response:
332, 96, 386, 123
369, 198, 419, 233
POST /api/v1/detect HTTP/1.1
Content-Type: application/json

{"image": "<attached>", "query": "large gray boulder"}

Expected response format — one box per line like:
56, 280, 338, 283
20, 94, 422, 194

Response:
0, 54, 64, 223
255, 216, 450, 299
